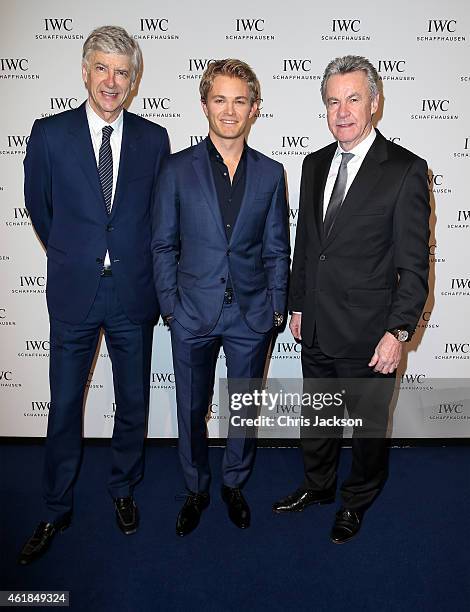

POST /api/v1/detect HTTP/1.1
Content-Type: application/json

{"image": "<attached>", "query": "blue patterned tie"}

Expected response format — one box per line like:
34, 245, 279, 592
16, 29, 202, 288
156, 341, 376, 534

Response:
98, 125, 113, 215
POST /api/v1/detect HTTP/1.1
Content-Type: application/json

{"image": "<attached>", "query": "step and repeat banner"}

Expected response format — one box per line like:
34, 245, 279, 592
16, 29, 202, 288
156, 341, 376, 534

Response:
1, 0, 469, 437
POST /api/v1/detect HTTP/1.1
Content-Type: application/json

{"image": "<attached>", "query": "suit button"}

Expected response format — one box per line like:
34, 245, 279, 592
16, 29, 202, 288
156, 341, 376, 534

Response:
226, 249, 231, 255
106, 225, 114, 232
319, 254, 326, 261
220, 278, 226, 283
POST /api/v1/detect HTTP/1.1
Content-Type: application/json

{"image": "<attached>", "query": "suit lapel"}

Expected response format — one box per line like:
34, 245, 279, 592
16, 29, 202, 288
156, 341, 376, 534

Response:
192, 140, 227, 242
68, 103, 107, 217
323, 131, 388, 247
110, 110, 140, 220
313, 146, 336, 244
229, 146, 261, 244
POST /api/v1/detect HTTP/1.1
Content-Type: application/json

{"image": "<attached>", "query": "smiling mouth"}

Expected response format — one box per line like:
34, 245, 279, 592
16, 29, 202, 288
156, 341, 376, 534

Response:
101, 91, 119, 98
336, 123, 354, 128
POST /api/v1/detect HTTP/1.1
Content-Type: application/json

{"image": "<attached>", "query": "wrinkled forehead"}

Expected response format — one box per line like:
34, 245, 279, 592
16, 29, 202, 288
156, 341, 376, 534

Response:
84, 50, 132, 71
326, 70, 372, 97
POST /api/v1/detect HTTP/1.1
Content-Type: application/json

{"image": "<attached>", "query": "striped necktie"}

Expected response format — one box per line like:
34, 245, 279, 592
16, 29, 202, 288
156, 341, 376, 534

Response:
98, 125, 113, 215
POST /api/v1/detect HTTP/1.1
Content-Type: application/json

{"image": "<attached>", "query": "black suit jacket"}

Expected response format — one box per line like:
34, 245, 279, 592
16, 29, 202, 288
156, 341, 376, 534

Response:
289, 130, 430, 358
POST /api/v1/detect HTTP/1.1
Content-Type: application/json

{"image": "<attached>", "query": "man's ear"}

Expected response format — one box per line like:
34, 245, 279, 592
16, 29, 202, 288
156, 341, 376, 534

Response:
249, 102, 258, 118
371, 94, 379, 116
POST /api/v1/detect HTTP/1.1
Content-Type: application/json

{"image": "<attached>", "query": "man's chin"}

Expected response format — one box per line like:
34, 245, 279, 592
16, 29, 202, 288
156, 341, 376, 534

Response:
97, 94, 124, 109
215, 131, 244, 141
334, 128, 355, 140
99, 102, 121, 113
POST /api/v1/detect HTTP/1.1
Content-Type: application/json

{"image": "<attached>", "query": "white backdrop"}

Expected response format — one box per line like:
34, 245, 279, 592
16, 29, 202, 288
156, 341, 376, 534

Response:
1, 0, 469, 437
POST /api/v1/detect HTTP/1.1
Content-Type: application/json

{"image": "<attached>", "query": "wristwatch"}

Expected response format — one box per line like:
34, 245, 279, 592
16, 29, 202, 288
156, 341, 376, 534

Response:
388, 328, 411, 342
163, 314, 174, 327
273, 312, 284, 327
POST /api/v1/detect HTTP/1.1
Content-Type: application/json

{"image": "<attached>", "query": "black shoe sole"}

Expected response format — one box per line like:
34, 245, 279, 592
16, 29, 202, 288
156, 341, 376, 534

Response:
230, 522, 250, 529
119, 526, 138, 535
175, 511, 203, 537
272, 496, 335, 513
330, 531, 360, 544
116, 518, 139, 535
176, 522, 200, 537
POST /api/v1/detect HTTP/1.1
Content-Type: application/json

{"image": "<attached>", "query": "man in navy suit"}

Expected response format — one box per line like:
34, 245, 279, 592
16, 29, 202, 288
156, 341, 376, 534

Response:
19, 26, 169, 564
153, 59, 290, 536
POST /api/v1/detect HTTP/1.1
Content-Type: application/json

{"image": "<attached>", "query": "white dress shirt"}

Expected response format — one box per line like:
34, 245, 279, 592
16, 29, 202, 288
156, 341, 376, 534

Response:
293, 128, 377, 315
85, 101, 123, 267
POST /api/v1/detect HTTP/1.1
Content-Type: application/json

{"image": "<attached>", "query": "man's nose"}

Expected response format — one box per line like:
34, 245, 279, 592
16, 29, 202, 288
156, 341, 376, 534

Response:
337, 102, 349, 117
104, 70, 116, 87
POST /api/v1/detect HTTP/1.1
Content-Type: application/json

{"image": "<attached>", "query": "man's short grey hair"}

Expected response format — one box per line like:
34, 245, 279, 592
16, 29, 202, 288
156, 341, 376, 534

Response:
320, 55, 379, 104
82, 25, 142, 83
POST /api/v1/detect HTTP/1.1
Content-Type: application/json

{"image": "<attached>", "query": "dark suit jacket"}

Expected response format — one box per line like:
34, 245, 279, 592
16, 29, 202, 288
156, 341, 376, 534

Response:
152, 138, 290, 335
24, 102, 169, 324
289, 130, 430, 358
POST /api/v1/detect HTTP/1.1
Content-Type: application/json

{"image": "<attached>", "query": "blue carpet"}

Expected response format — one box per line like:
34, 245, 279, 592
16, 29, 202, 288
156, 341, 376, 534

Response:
1, 444, 469, 611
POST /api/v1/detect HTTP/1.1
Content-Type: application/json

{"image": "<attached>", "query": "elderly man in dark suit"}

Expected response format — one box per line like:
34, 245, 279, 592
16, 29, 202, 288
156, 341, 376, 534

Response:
19, 25, 169, 565
273, 55, 430, 543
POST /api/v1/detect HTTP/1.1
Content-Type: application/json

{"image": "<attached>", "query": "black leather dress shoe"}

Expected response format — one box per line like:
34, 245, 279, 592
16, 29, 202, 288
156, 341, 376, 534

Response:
18, 514, 71, 566
272, 487, 335, 513
114, 496, 139, 535
330, 507, 363, 544
221, 485, 250, 529
176, 492, 210, 537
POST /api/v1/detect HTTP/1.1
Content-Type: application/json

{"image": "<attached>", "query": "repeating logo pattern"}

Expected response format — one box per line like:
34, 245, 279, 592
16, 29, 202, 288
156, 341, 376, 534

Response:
0, 3, 468, 437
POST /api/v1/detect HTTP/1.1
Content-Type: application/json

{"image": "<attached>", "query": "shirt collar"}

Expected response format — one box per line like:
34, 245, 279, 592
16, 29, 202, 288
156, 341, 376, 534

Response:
335, 127, 376, 160
86, 101, 123, 137
206, 136, 247, 162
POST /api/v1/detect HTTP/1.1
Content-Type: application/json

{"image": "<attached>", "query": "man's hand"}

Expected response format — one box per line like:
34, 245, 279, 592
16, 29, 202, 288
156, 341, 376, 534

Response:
368, 332, 403, 374
289, 313, 302, 341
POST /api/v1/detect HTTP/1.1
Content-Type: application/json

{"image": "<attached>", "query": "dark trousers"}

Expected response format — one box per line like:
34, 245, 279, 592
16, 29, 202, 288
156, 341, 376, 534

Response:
300, 334, 395, 511
44, 275, 153, 522
170, 302, 272, 493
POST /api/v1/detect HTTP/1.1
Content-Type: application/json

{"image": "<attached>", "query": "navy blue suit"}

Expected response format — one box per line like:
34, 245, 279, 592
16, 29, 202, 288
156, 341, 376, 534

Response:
152, 139, 290, 492
24, 102, 169, 520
